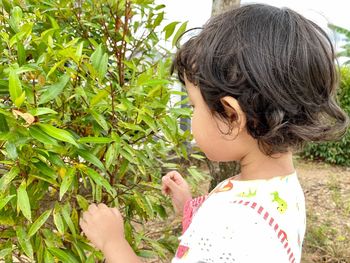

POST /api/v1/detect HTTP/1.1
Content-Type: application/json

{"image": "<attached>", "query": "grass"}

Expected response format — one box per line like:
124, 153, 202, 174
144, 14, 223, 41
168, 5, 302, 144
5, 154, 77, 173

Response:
300, 161, 350, 263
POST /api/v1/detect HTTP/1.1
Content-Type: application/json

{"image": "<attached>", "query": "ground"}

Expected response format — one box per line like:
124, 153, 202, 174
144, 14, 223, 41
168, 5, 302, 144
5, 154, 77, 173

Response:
146, 157, 350, 263
297, 158, 350, 263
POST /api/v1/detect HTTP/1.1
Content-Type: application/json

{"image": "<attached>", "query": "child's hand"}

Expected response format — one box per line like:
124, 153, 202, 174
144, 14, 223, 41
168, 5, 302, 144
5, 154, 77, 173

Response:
162, 171, 192, 215
79, 203, 125, 252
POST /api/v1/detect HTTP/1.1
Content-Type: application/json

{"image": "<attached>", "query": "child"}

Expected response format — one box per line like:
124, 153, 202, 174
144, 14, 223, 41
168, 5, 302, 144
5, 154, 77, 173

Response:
79, 4, 349, 263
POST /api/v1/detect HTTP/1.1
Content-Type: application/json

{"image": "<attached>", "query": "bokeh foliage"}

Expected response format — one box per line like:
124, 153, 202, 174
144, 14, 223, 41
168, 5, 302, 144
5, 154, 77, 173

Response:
0, 0, 203, 261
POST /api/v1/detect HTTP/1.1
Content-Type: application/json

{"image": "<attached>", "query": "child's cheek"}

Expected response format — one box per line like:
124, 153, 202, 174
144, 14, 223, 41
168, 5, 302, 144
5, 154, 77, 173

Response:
191, 110, 217, 160
191, 111, 205, 148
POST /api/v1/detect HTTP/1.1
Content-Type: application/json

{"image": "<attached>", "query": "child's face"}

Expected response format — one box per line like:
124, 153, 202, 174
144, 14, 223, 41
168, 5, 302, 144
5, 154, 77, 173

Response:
185, 77, 248, 162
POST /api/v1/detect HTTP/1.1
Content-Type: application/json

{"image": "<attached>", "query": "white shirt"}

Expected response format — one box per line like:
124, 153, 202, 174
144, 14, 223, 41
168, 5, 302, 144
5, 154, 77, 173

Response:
172, 172, 306, 263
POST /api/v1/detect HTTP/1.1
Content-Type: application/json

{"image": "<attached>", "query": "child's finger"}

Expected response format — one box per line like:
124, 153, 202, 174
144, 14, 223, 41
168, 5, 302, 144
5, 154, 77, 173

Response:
88, 203, 98, 213
162, 174, 170, 194
79, 218, 88, 234
161, 176, 173, 194
166, 171, 185, 185
162, 175, 181, 192
82, 211, 91, 223
110, 207, 123, 220
171, 171, 185, 185
162, 185, 170, 195
97, 203, 108, 210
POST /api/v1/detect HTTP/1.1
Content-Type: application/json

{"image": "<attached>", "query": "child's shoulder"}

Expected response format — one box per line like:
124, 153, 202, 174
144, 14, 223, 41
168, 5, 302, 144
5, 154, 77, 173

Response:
204, 171, 305, 222
210, 171, 301, 196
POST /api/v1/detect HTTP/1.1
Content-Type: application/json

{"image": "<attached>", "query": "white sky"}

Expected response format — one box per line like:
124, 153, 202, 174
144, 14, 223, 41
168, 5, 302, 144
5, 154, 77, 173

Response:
157, 0, 350, 59
159, 0, 350, 35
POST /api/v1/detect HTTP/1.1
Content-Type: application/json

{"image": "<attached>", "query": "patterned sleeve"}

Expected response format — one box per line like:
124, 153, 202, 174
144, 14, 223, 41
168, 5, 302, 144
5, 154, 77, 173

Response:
182, 195, 208, 234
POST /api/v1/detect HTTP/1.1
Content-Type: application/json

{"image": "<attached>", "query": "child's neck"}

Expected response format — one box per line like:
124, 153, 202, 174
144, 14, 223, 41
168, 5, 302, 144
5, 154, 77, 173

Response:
235, 149, 295, 181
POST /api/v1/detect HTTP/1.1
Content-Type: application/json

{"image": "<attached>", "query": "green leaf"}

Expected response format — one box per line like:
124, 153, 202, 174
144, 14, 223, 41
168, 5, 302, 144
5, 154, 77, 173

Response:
153, 12, 164, 28
98, 53, 108, 80
17, 181, 32, 222
90, 44, 108, 81
76, 41, 84, 60
138, 250, 158, 258
33, 161, 57, 180
78, 137, 112, 144
28, 209, 52, 237
124, 220, 133, 244
190, 153, 205, 160
170, 107, 192, 117
38, 75, 70, 104
187, 167, 205, 182
47, 59, 67, 78
133, 191, 153, 217
163, 21, 180, 40
0, 114, 9, 132
37, 124, 78, 147
9, 6, 22, 33
44, 248, 55, 263
0, 80, 9, 95
9, 69, 24, 108
53, 204, 65, 235
1, 0, 12, 13
17, 40, 25, 66
29, 126, 59, 146
29, 107, 58, 116
59, 168, 75, 201
0, 195, 15, 211
30, 173, 58, 186
0, 247, 12, 259
14, 91, 26, 109
86, 254, 96, 263
140, 114, 157, 131
84, 167, 114, 195
90, 44, 103, 70
77, 149, 105, 171
5, 142, 17, 160
90, 89, 109, 106
72, 241, 86, 262
138, 78, 170, 87
61, 203, 77, 237
16, 226, 34, 260
47, 15, 60, 29
119, 121, 143, 131
172, 21, 188, 47
105, 143, 120, 170
76, 195, 89, 211
47, 248, 80, 263
90, 110, 109, 131
0, 166, 19, 192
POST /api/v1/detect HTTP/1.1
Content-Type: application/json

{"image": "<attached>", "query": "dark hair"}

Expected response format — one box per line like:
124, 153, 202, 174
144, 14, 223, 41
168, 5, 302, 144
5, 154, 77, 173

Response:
172, 4, 349, 155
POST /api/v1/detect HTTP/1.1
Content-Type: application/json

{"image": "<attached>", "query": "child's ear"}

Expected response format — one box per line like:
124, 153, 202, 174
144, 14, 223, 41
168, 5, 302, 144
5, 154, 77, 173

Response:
220, 96, 246, 131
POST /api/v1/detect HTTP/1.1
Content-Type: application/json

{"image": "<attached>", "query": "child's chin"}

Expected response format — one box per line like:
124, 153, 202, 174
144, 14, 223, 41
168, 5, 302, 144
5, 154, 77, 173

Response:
205, 153, 237, 162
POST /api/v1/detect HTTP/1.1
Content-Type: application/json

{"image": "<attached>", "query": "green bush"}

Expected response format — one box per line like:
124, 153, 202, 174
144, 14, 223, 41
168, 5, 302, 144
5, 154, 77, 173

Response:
301, 66, 350, 166
0, 0, 204, 261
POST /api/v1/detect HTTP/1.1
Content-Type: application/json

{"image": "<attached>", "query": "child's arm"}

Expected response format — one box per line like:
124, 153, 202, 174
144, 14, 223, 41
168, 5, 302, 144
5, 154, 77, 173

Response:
162, 171, 208, 233
102, 239, 141, 263
161, 171, 192, 215
79, 203, 142, 263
